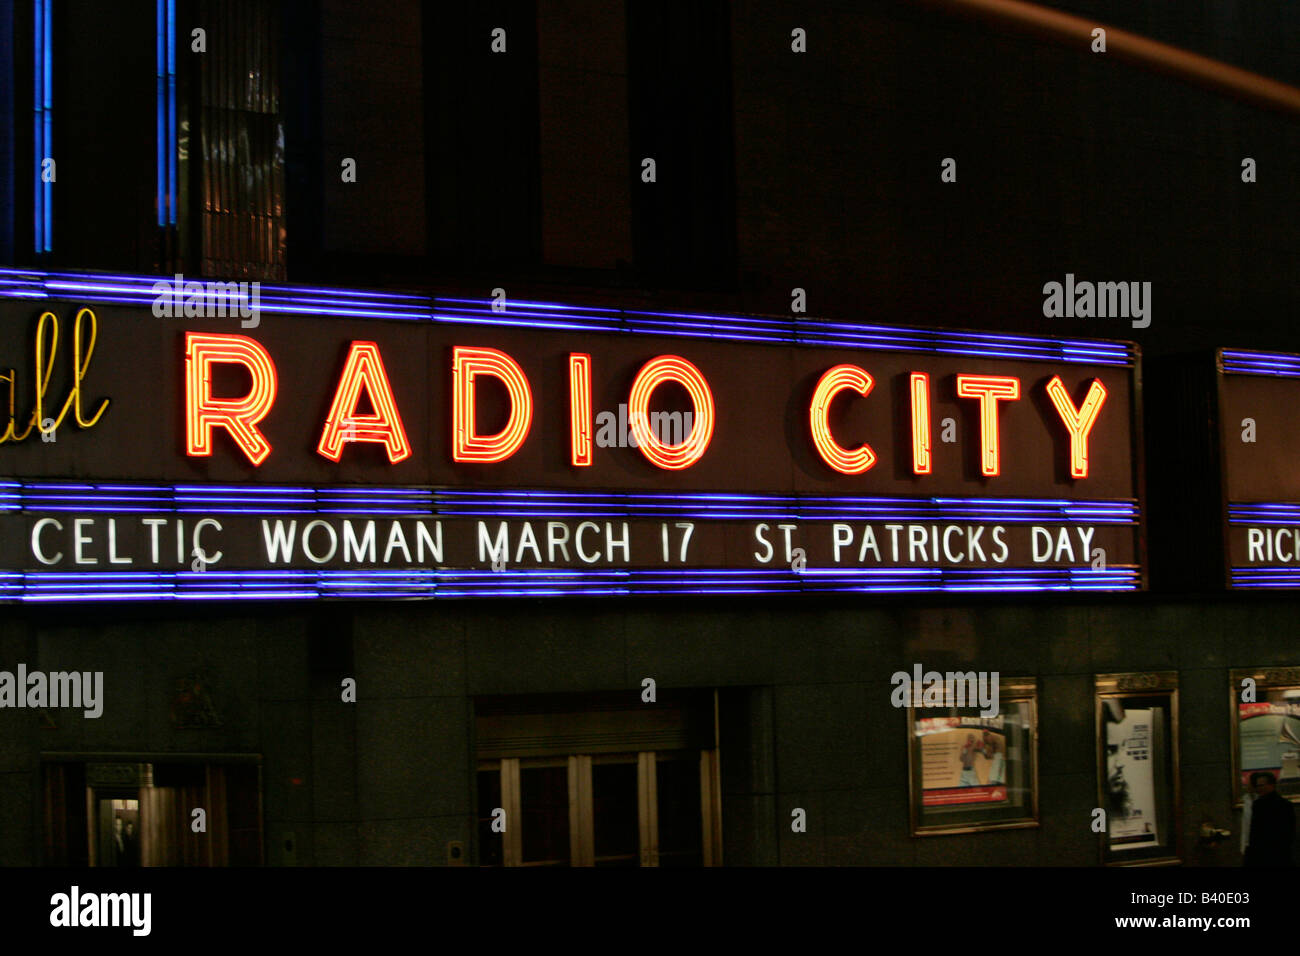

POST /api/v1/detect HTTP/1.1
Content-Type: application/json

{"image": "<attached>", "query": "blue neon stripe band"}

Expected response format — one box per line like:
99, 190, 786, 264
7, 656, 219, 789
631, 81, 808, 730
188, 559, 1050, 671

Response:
5, 565, 1139, 603
1, 480, 1140, 523
0, 268, 1137, 365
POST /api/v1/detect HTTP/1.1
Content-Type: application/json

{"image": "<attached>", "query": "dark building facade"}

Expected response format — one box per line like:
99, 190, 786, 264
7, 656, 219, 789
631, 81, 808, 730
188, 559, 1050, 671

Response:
1, 0, 1299, 867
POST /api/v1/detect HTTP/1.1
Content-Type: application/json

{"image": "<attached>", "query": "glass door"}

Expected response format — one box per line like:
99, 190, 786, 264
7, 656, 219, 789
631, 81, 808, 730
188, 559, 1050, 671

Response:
477, 749, 720, 866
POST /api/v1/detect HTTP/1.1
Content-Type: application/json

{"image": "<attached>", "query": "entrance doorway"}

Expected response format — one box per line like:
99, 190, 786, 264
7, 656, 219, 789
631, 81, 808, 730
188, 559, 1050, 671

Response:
42, 756, 263, 866
97, 796, 141, 867
475, 691, 722, 866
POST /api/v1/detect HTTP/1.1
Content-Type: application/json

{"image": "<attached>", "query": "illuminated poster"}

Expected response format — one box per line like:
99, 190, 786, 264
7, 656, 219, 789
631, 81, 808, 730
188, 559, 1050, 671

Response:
1096, 674, 1179, 865
1238, 700, 1300, 798
917, 717, 1008, 806
907, 680, 1037, 835
1104, 706, 1162, 850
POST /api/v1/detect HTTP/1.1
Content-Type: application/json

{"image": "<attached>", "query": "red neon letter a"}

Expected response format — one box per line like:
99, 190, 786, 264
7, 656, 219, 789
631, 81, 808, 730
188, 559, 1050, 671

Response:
318, 341, 411, 463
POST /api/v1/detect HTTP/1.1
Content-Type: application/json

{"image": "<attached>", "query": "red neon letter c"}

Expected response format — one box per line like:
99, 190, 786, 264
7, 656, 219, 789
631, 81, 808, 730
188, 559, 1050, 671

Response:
809, 365, 876, 475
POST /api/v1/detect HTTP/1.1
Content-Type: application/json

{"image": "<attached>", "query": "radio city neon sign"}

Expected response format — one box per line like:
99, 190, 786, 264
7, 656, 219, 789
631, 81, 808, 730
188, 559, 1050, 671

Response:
184, 332, 1108, 478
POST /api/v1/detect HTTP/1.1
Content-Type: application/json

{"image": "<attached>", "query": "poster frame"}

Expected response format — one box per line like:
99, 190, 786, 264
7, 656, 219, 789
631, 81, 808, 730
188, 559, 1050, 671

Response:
1229, 666, 1300, 809
906, 676, 1039, 837
1095, 671, 1180, 867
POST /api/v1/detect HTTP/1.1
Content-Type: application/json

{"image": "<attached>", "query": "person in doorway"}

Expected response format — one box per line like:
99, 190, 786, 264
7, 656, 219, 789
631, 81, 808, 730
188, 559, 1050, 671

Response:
112, 816, 126, 866
1244, 771, 1295, 867
122, 820, 139, 867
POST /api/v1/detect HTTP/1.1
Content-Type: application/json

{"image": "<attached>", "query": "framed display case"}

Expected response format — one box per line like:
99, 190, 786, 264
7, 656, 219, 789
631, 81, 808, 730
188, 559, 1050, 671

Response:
1230, 666, 1300, 807
907, 677, 1038, 836
1095, 671, 1180, 866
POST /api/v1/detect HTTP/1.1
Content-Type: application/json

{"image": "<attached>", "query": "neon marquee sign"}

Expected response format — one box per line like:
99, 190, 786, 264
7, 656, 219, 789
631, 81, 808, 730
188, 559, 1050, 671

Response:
0, 268, 1145, 601
1219, 349, 1300, 589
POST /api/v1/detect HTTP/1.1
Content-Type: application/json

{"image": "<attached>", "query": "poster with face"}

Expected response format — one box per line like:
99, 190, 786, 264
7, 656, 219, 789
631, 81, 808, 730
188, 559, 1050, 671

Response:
1105, 706, 1160, 849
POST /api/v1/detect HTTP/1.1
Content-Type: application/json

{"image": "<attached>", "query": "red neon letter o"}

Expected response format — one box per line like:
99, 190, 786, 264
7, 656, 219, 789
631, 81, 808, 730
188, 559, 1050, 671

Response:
626, 356, 715, 470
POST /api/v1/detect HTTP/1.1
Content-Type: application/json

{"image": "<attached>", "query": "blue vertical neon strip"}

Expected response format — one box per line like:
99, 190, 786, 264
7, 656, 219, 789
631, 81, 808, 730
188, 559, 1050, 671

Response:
0, 0, 14, 264
32, 0, 43, 251
41, 0, 51, 252
156, 0, 164, 226
166, 0, 176, 225
155, 0, 176, 227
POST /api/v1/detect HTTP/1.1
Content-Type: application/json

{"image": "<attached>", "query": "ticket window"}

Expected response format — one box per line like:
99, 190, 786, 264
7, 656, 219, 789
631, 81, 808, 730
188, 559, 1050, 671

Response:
475, 691, 722, 867
477, 749, 719, 867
